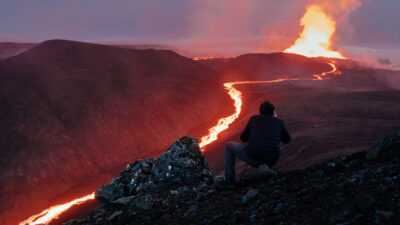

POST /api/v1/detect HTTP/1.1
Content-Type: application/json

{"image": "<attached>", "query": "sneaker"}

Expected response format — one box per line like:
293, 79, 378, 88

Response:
215, 177, 236, 189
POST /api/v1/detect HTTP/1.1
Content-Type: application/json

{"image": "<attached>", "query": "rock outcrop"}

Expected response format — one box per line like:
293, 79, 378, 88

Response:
67, 133, 400, 225
95, 136, 212, 205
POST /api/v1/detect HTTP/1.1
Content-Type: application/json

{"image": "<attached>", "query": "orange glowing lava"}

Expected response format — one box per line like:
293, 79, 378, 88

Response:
284, 5, 346, 59
192, 56, 233, 61
19, 192, 95, 225
312, 61, 339, 80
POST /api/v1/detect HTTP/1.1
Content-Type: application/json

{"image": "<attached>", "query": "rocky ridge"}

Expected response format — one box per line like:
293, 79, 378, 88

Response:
95, 136, 212, 204
66, 133, 400, 225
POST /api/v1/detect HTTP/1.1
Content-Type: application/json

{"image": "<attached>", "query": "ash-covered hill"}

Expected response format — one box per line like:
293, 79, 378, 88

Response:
197, 53, 332, 82
0, 42, 36, 60
68, 133, 400, 225
0, 39, 229, 225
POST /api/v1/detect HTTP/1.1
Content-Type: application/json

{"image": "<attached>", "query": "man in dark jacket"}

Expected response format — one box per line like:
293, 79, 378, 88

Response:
217, 101, 291, 188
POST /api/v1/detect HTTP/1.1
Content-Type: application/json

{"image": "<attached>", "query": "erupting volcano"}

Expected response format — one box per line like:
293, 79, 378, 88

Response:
3, 1, 399, 225
284, 4, 345, 59
17, 3, 348, 225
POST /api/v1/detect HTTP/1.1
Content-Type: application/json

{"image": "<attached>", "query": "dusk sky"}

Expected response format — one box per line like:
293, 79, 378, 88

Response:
1, 0, 399, 65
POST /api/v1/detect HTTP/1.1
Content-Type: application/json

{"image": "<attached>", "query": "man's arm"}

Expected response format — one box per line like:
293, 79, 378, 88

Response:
240, 117, 253, 142
281, 121, 291, 144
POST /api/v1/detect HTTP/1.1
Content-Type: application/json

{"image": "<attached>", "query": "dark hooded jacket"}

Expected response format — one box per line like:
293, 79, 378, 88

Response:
240, 115, 291, 166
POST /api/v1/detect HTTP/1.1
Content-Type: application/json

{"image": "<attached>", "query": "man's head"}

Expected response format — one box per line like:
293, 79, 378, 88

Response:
259, 101, 275, 115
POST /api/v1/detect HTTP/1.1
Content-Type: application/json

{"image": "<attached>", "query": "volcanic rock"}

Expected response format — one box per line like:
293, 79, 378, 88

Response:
241, 189, 259, 204
257, 164, 274, 178
112, 196, 135, 205
95, 136, 212, 205
71, 132, 400, 225
152, 135, 212, 185
107, 210, 123, 221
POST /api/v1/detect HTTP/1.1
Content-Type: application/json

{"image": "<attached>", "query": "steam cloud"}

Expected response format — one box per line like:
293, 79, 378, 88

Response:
182, 0, 362, 57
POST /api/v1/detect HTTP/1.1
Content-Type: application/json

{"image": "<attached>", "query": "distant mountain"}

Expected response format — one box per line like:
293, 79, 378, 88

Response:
0, 42, 36, 60
199, 53, 332, 82
0, 39, 229, 225
225, 53, 333, 81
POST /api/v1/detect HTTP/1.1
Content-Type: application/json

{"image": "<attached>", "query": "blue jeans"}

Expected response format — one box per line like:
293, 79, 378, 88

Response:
224, 141, 264, 180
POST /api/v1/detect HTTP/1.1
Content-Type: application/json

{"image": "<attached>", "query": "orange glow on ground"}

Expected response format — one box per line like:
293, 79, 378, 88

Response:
284, 5, 346, 59
192, 56, 234, 61
19, 192, 95, 225
20, 60, 341, 225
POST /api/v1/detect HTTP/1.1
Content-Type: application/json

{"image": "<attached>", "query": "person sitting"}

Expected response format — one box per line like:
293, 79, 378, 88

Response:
217, 101, 291, 188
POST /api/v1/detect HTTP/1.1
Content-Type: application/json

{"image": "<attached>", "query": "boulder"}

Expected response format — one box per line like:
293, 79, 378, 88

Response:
242, 189, 259, 204
152, 136, 212, 184
95, 136, 212, 205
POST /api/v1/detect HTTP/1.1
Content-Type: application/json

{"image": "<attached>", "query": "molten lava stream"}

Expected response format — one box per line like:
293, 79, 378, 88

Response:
312, 61, 339, 80
192, 56, 233, 61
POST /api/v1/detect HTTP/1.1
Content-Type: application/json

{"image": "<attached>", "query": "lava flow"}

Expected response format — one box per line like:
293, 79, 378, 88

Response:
313, 61, 340, 80
18, 193, 95, 225
192, 56, 233, 61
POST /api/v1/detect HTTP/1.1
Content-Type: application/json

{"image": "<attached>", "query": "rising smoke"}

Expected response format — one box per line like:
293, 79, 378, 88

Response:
180, 0, 362, 58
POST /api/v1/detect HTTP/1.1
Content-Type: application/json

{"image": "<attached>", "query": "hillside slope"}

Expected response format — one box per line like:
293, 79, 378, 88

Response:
0, 40, 229, 225
0, 42, 36, 60
198, 53, 332, 82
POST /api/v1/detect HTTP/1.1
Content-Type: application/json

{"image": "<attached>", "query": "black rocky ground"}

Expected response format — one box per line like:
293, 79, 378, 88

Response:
66, 133, 400, 225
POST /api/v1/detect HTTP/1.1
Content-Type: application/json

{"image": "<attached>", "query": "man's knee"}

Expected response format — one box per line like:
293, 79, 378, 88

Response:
225, 141, 236, 152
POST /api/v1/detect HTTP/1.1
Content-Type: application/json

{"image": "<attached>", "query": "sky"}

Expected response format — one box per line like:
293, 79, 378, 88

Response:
1, 0, 399, 65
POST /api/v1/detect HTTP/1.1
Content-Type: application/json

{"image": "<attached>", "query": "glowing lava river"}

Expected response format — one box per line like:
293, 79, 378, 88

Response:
19, 60, 339, 225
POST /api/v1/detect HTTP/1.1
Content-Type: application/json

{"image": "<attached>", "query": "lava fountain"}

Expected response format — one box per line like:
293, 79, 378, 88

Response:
284, 4, 346, 59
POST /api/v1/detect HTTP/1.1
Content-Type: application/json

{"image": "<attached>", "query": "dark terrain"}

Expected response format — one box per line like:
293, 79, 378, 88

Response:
68, 133, 400, 225
0, 40, 399, 225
